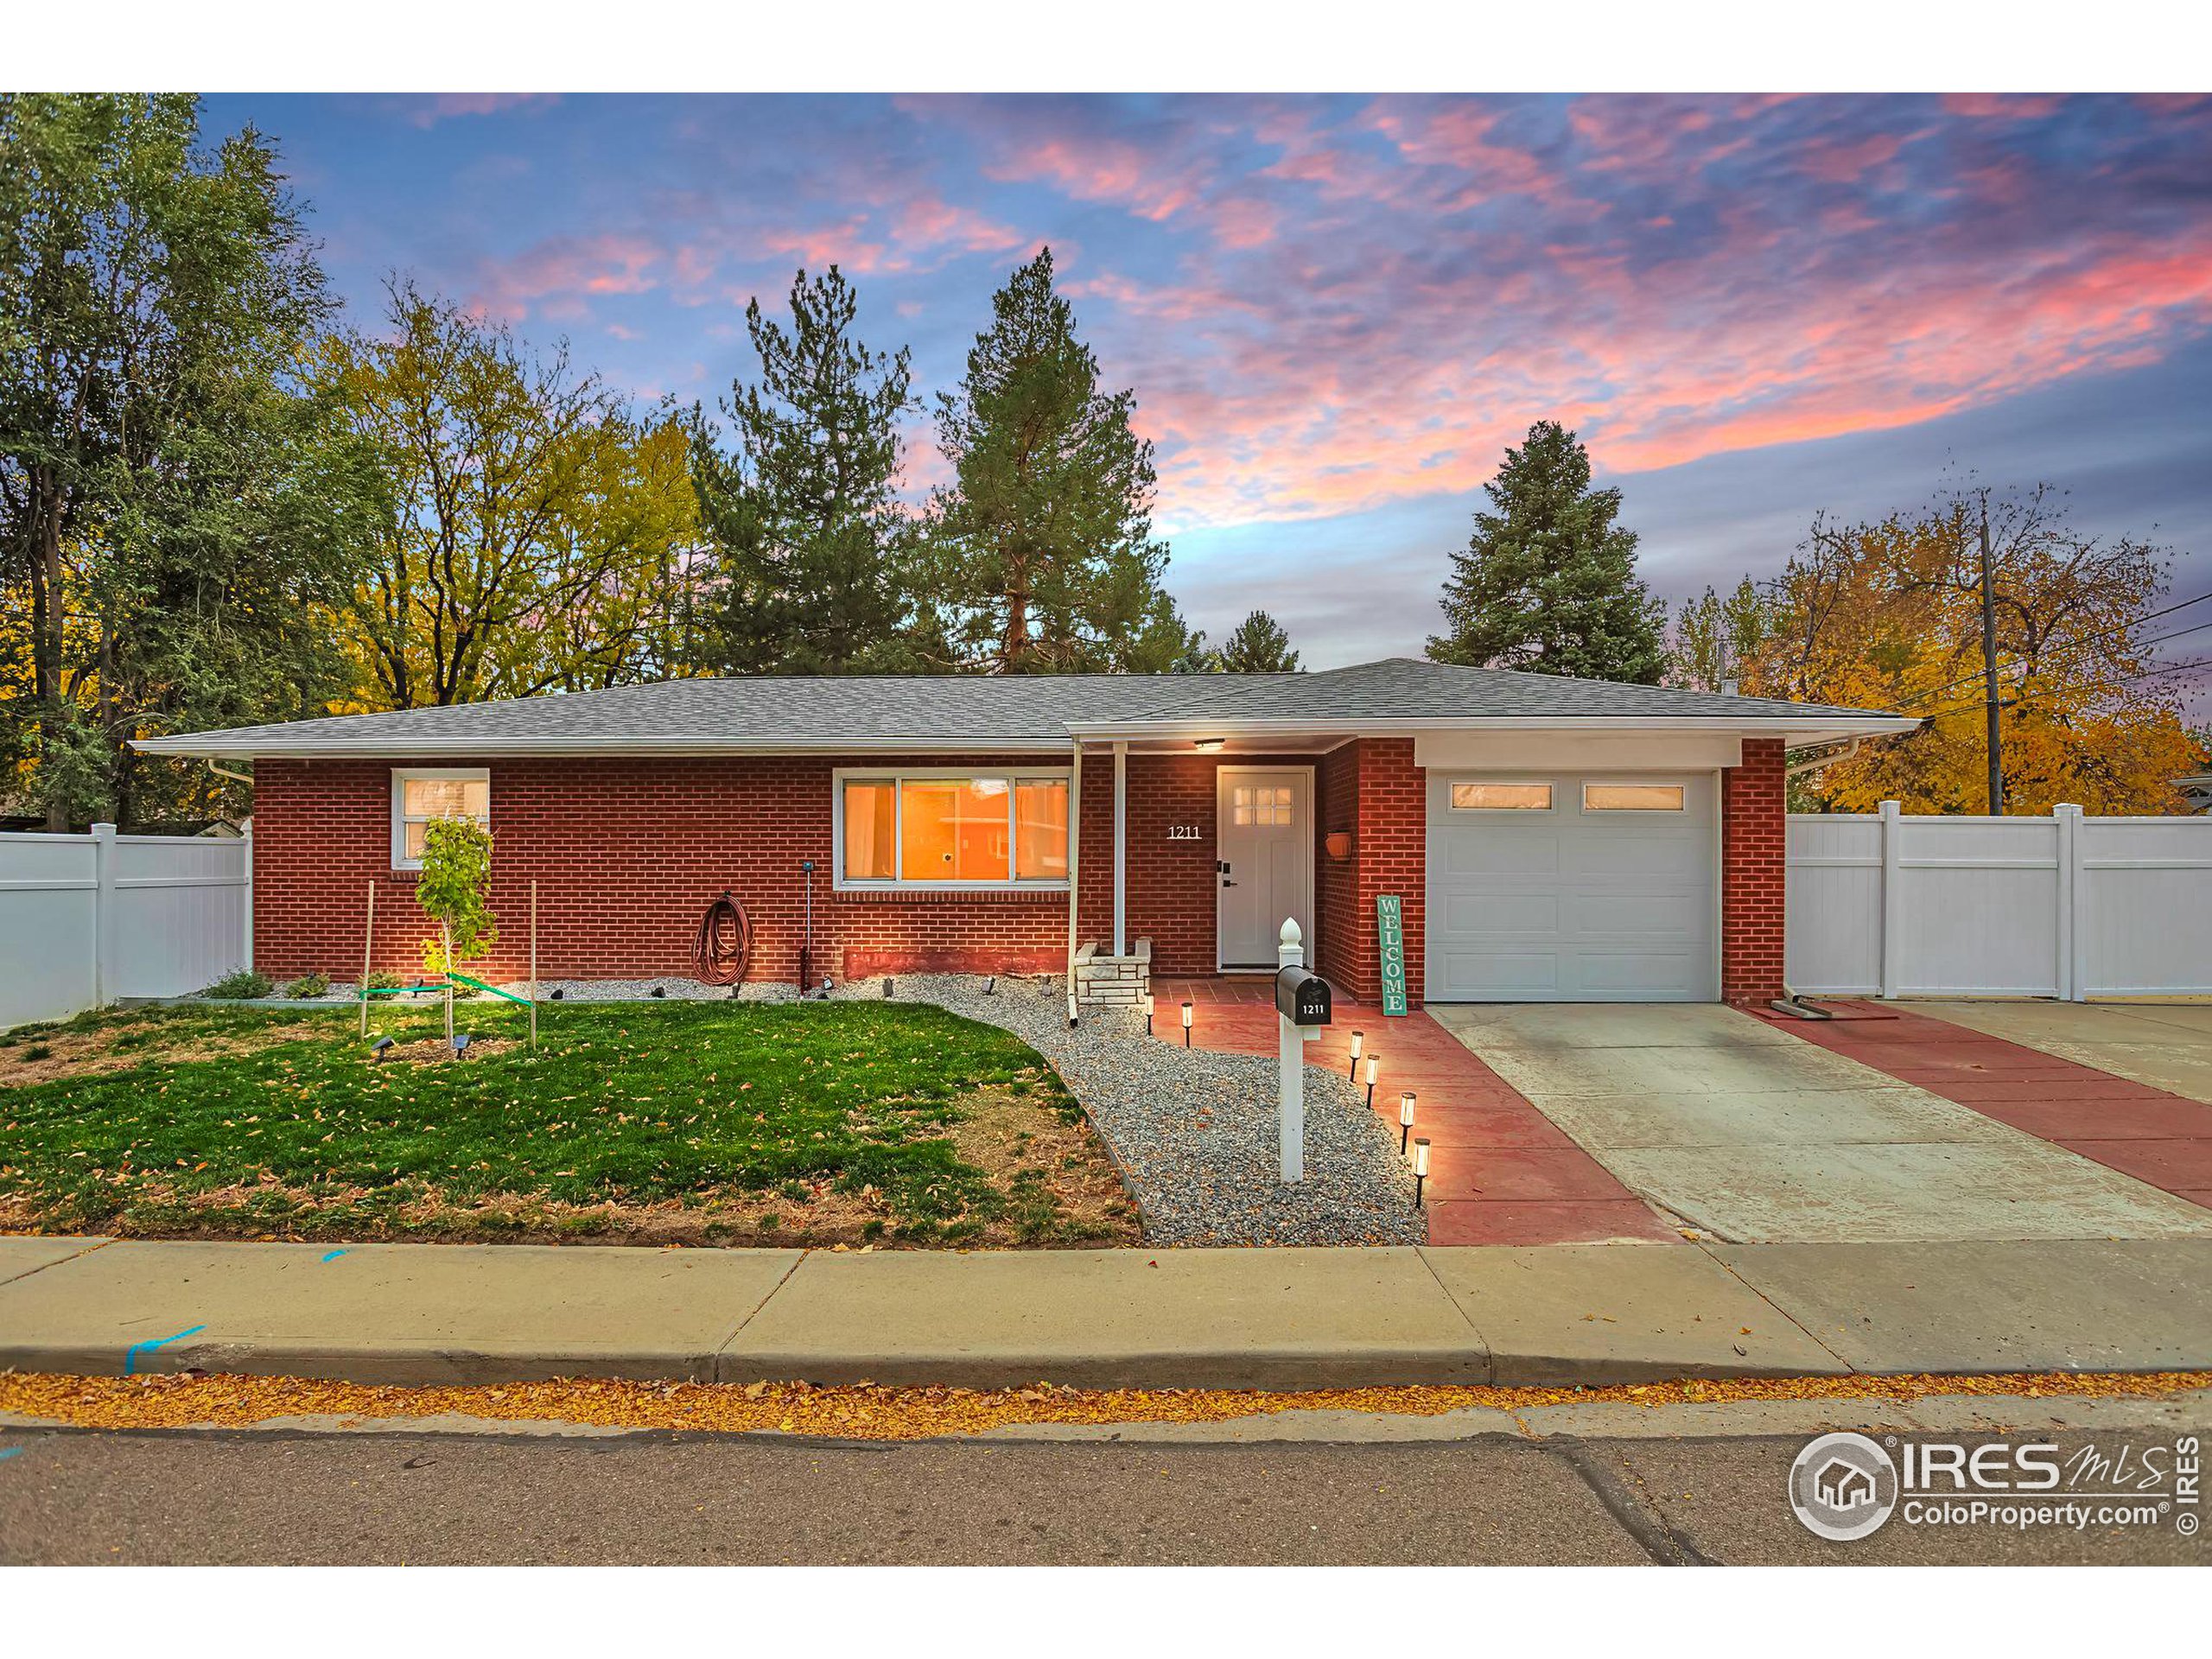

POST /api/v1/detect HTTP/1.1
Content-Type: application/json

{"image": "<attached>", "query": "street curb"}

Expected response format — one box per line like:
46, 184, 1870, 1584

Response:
3, 1235, 2209, 1390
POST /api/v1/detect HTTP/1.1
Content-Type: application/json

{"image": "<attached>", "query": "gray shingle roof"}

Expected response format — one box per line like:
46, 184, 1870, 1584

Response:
134, 658, 1909, 759
1093, 657, 1896, 727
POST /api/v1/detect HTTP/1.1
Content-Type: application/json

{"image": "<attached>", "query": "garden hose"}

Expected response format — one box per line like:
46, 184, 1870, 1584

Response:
691, 891, 753, 986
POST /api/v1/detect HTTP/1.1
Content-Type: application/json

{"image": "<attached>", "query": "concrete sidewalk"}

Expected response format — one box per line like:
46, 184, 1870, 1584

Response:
4, 1234, 2209, 1388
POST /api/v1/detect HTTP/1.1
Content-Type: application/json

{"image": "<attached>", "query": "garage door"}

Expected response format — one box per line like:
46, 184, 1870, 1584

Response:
1426, 773, 1719, 1001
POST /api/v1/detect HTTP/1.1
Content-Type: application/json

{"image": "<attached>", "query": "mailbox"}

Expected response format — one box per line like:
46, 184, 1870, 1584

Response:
1274, 966, 1333, 1027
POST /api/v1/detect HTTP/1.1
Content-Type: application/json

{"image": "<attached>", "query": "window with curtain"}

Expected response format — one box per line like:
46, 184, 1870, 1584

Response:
836, 772, 1071, 887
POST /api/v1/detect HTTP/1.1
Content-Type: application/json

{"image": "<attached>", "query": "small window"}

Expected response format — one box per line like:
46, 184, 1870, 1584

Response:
1451, 782, 1552, 810
1584, 783, 1685, 811
392, 769, 490, 869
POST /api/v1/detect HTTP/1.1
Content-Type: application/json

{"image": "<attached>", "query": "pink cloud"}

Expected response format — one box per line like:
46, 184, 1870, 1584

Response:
467, 233, 664, 324
406, 93, 559, 130
1942, 93, 2069, 120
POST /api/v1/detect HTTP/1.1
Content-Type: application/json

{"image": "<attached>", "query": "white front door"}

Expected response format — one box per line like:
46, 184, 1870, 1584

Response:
1216, 767, 1314, 969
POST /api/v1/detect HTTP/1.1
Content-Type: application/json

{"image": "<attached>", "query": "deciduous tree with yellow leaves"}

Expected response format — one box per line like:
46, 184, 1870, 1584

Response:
1698, 485, 2205, 815
320, 281, 702, 711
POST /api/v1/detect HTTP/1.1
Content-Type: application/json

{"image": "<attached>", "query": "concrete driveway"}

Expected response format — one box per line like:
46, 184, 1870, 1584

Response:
1912, 1001, 2212, 1104
1427, 1004, 2212, 1245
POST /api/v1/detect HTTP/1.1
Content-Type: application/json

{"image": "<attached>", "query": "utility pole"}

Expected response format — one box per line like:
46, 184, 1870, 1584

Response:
1977, 493, 2004, 816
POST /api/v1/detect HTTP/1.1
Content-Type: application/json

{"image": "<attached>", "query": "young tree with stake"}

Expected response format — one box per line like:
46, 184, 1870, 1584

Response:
415, 818, 497, 1045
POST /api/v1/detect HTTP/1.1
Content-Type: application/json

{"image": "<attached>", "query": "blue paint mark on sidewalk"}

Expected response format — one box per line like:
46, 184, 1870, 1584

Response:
321, 1249, 347, 1262
123, 1324, 207, 1376
0, 1446, 23, 1463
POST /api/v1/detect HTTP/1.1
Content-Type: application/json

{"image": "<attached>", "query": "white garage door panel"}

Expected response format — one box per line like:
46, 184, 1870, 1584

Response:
1446, 892, 1560, 932
1427, 772, 1719, 1002
1438, 950, 1561, 995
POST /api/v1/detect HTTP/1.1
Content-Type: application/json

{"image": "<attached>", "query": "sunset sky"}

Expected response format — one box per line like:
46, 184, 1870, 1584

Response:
209, 92, 2212, 677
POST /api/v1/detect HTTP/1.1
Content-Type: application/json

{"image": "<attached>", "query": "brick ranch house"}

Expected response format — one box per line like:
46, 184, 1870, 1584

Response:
137, 658, 1911, 1007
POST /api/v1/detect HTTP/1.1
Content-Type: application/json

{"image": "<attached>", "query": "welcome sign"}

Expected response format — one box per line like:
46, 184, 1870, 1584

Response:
1376, 893, 1408, 1015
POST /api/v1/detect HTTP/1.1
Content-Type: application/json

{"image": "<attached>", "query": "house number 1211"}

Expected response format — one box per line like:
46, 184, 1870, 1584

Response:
1166, 824, 1201, 840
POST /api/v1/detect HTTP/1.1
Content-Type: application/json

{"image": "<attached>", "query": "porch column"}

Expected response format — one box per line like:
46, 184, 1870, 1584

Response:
1112, 741, 1128, 956
1065, 737, 1083, 988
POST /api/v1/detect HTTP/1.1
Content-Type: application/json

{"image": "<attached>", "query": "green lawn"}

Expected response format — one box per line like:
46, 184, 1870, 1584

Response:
0, 999, 1135, 1247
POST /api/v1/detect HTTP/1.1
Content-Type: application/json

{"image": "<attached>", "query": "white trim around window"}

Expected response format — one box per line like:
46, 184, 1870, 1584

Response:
1582, 780, 1688, 811
391, 767, 491, 870
1448, 779, 1556, 812
831, 766, 1073, 892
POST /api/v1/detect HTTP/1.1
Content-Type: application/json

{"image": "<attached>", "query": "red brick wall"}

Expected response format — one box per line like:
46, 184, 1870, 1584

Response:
1720, 737, 1788, 1003
1314, 743, 1361, 991
252, 755, 1076, 985
254, 748, 1327, 986
1340, 739, 1427, 1006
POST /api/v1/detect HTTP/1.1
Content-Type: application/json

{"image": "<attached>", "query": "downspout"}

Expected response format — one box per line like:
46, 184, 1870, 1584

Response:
1785, 736, 1863, 780
1065, 735, 1083, 1000
206, 759, 253, 788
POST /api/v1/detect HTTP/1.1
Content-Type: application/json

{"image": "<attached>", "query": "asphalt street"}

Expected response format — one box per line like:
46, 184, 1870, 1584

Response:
2, 1425, 2203, 1565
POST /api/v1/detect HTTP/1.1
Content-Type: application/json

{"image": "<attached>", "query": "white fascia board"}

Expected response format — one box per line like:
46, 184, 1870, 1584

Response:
1065, 715, 1921, 744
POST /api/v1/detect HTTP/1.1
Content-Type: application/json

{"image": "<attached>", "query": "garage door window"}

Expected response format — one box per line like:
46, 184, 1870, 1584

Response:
1450, 782, 1552, 811
1583, 784, 1685, 811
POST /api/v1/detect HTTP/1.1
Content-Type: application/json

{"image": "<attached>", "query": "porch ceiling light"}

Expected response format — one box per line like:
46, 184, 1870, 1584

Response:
1192, 737, 1226, 753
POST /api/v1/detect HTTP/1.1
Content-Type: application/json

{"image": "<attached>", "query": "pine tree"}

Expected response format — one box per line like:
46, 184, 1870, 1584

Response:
1217, 609, 1301, 672
1427, 420, 1668, 683
690, 266, 918, 674
927, 247, 1195, 673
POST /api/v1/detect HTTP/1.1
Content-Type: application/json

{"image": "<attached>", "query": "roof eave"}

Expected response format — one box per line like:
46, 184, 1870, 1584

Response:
1065, 714, 1921, 744
130, 734, 1080, 761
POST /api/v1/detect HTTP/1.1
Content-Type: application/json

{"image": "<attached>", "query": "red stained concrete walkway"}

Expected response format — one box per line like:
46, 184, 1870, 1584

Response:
1155, 981, 1678, 1247
1756, 1001, 2212, 1211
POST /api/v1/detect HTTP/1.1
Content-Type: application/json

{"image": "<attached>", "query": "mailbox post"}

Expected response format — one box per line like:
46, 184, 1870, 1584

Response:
1274, 918, 1333, 1183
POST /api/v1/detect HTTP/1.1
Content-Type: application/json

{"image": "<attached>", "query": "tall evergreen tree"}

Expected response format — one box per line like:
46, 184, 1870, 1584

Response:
926, 247, 1197, 673
1217, 609, 1301, 672
1427, 420, 1668, 683
690, 266, 918, 674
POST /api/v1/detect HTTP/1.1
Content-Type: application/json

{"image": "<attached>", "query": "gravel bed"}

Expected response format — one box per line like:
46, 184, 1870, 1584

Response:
835, 973, 1425, 1248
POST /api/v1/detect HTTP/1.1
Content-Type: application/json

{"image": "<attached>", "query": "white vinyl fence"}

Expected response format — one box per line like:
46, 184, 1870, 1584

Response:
1787, 802, 2212, 1000
0, 824, 251, 1029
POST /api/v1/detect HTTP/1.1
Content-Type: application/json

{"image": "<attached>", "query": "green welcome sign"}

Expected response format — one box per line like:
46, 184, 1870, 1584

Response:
1376, 893, 1408, 1015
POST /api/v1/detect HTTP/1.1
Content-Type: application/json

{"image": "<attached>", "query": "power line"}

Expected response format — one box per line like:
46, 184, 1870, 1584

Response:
1888, 601, 2212, 713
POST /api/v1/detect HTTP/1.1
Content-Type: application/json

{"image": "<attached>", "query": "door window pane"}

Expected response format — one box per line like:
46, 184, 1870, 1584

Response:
1014, 779, 1069, 879
842, 780, 896, 880
900, 779, 1011, 880
1452, 783, 1552, 810
1584, 784, 1685, 811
